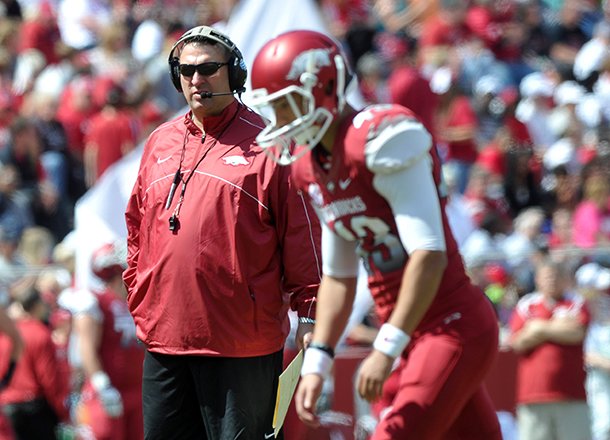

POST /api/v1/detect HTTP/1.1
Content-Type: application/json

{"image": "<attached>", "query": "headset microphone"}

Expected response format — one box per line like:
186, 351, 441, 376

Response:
198, 88, 245, 99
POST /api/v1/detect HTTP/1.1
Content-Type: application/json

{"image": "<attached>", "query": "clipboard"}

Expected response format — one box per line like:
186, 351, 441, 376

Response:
271, 349, 304, 437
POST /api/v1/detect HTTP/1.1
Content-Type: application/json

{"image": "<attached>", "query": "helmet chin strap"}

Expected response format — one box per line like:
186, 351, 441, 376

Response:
334, 54, 347, 113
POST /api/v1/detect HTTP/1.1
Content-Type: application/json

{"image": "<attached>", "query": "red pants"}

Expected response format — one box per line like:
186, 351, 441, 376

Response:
372, 300, 502, 440
76, 385, 143, 440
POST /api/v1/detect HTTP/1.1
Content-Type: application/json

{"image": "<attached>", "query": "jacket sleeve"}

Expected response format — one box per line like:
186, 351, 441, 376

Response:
273, 166, 322, 319
123, 169, 143, 299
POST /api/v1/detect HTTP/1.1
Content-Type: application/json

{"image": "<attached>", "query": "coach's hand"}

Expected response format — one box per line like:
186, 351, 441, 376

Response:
295, 373, 323, 427
357, 350, 393, 402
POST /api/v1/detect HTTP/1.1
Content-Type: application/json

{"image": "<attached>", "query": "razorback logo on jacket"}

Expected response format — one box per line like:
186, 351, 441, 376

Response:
222, 155, 249, 166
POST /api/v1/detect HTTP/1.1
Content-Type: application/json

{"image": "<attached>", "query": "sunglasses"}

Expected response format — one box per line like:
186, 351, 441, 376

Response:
179, 62, 228, 77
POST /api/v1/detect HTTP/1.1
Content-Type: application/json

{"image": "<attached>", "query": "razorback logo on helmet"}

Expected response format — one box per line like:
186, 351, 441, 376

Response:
286, 48, 332, 81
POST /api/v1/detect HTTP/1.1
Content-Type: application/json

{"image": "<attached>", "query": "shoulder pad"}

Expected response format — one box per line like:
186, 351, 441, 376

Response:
59, 287, 101, 319
362, 110, 432, 174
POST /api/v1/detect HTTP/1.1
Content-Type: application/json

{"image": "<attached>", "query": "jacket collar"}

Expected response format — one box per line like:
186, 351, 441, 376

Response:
183, 100, 240, 137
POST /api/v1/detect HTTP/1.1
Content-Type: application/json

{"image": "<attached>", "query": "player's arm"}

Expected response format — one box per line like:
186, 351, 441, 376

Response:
73, 305, 104, 377
369, 117, 444, 337
274, 168, 323, 350
72, 291, 124, 417
310, 224, 360, 346
543, 316, 587, 345
295, 224, 359, 427
511, 307, 587, 353
358, 115, 447, 401
124, 174, 144, 297
509, 318, 547, 354
510, 317, 585, 352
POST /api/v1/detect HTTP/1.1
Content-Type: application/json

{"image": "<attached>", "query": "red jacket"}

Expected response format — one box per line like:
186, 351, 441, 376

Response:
124, 101, 321, 357
0, 318, 69, 421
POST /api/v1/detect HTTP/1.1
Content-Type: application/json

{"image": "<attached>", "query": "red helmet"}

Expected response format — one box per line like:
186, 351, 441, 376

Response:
91, 241, 127, 281
250, 30, 350, 165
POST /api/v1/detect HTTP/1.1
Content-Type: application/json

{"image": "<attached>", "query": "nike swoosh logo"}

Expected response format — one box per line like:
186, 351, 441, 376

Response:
157, 155, 172, 164
338, 178, 351, 190
264, 432, 275, 439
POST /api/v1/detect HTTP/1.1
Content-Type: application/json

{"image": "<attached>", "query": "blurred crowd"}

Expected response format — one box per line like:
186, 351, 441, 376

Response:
0, 0, 608, 438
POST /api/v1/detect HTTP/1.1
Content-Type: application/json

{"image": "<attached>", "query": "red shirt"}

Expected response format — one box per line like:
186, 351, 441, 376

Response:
388, 66, 438, 136
85, 108, 136, 179
19, 19, 61, 65
466, 4, 521, 61
291, 104, 492, 336
0, 318, 69, 420
56, 82, 96, 157
124, 101, 321, 357
436, 95, 479, 163
419, 16, 472, 49
509, 292, 590, 404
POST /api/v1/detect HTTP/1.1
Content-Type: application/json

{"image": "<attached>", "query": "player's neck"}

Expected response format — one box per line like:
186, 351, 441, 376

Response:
319, 105, 353, 154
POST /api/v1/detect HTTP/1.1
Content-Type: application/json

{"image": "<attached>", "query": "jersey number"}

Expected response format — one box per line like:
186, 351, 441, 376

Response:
334, 215, 406, 274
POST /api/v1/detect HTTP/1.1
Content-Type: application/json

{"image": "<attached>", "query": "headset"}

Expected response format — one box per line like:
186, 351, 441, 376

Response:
168, 26, 247, 94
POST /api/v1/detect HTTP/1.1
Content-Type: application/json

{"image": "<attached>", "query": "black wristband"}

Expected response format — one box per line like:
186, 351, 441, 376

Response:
308, 341, 335, 359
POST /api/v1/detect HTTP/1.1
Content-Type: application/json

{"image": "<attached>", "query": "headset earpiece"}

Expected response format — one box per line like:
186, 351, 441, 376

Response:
169, 57, 182, 92
167, 26, 247, 94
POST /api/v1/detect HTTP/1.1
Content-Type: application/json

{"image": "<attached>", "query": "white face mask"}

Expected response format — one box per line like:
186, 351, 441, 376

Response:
250, 85, 334, 165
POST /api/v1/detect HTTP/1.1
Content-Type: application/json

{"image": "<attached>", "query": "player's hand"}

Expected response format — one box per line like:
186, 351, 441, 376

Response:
91, 372, 123, 418
295, 373, 324, 427
295, 322, 314, 351
356, 350, 393, 402
97, 385, 124, 418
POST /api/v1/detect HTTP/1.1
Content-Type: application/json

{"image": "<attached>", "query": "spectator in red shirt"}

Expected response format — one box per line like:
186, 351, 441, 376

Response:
83, 84, 136, 187
509, 259, 592, 440
466, 0, 527, 67
418, 0, 472, 73
384, 35, 438, 136
56, 75, 97, 162
0, 283, 70, 439
432, 69, 480, 194
72, 241, 144, 440
18, 1, 62, 66
0, 305, 21, 440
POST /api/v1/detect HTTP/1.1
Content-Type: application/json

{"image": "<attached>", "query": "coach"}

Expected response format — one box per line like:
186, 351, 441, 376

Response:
124, 25, 321, 440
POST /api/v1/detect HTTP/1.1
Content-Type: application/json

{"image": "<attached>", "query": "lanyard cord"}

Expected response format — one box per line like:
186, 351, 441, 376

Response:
170, 133, 213, 221
167, 110, 238, 232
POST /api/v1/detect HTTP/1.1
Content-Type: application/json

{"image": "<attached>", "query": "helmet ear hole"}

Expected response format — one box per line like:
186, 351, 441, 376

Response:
325, 79, 335, 96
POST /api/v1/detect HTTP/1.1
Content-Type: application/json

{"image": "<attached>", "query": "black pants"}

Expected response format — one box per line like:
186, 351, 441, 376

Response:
143, 350, 284, 440
2, 398, 58, 440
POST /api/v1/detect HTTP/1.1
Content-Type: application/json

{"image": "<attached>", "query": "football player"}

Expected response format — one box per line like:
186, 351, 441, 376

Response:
72, 241, 144, 440
250, 30, 502, 439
